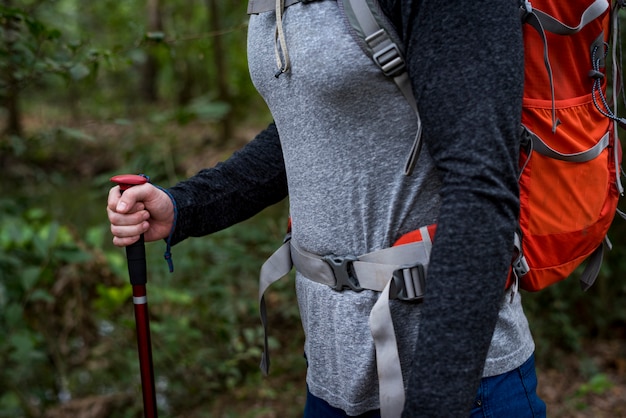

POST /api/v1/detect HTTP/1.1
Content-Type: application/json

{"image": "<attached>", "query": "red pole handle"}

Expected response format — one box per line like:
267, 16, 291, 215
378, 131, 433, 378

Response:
110, 174, 158, 418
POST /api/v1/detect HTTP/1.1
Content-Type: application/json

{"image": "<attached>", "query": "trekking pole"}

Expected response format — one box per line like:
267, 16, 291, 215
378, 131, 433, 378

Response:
110, 174, 158, 418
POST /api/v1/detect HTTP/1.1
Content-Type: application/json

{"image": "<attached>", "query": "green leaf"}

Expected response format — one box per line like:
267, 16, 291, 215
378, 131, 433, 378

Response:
69, 63, 90, 80
29, 289, 54, 303
53, 248, 93, 264
95, 284, 132, 311
20, 266, 42, 292
576, 373, 614, 397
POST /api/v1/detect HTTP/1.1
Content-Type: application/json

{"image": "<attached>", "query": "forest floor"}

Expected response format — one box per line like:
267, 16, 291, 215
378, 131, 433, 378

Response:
535, 339, 626, 418
204, 338, 626, 418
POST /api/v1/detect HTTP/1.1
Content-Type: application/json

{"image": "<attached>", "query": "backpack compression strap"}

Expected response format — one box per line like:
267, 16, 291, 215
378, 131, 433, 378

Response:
247, 0, 423, 175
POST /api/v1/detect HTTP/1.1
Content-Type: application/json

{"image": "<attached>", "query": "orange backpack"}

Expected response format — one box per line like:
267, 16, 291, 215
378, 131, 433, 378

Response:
510, 0, 624, 292
264, 0, 625, 298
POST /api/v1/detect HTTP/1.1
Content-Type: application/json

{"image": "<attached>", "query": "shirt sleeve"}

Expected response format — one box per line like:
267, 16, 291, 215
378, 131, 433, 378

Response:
167, 121, 288, 245
382, 1, 525, 416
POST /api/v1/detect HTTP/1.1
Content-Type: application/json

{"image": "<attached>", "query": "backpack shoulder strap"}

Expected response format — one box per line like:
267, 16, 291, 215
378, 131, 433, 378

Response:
339, 0, 422, 175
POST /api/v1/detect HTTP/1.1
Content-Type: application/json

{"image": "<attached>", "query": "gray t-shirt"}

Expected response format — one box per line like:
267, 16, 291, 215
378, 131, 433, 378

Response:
246, 1, 534, 415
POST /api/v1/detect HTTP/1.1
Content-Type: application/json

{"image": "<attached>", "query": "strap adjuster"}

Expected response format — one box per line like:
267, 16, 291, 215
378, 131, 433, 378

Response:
391, 263, 426, 302
366, 29, 406, 77
323, 254, 362, 291
512, 254, 529, 278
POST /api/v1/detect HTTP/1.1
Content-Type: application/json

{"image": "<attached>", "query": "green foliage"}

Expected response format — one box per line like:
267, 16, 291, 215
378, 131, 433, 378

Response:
0, 190, 299, 417
0, 199, 97, 416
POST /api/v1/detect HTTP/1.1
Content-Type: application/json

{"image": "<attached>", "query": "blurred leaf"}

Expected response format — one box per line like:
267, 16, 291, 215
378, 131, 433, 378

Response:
576, 373, 614, 397
20, 266, 41, 292
29, 289, 54, 303
57, 126, 95, 141
69, 63, 90, 80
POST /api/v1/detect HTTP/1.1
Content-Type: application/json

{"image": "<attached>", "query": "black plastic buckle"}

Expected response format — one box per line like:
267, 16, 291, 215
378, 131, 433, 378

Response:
323, 254, 362, 292
366, 29, 406, 78
392, 263, 426, 302
373, 43, 406, 78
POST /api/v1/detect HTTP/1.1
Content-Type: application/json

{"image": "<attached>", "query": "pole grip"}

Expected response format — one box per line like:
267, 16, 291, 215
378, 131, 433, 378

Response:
110, 174, 150, 286
126, 235, 148, 285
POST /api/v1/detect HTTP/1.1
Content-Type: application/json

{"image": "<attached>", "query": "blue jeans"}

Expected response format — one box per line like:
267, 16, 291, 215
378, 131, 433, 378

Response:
303, 354, 546, 417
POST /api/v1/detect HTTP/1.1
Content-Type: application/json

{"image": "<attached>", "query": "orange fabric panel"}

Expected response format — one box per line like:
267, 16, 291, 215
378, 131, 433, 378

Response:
393, 224, 437, 247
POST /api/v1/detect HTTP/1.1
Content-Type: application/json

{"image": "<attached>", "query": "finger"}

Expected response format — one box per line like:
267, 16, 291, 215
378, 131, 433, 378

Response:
112, 234, 142, 248
115, 184, 154, 214
107, 186, 122, 211
110, 219, 149, 239
107, 187, 145, 213
107, 204, 149, 225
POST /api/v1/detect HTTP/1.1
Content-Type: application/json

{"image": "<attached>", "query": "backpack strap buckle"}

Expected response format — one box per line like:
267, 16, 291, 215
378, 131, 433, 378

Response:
367, 29, 406, 77
391, 263, 426, 302
323, 254, 362, 291
520, 0, 533, 16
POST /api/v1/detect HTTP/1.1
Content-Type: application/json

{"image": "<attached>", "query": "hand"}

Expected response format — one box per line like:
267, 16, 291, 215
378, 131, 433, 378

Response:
107, 183, 175, 247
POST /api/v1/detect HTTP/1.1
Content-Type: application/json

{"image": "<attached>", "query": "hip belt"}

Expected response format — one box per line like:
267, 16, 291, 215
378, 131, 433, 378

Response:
258, 225, 434, 418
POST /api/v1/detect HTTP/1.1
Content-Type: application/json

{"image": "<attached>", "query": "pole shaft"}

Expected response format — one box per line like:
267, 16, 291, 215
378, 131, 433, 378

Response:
132, 284, 158, 418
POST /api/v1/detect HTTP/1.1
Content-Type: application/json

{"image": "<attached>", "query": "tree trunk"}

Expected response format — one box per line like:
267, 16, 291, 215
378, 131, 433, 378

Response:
2, 0, 23, 137
141, 0, 163, 102
206, 0, 233, 145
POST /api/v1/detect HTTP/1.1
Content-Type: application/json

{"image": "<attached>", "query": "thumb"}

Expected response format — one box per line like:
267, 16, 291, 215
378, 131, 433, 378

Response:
116, 184, 154, 213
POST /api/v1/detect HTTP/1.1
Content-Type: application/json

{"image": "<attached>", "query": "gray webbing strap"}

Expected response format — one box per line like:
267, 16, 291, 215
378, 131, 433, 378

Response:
339, 0, 422, 175
532, 0, 609, 35
258, 226, 432, 417
524, 127, 610, 162
368, 228, 431, 418
258, 238, 293, 374
290, 237, 430, 291
579, 243, 605, 291
524, 9, 559, 131
611, 2, 625, 195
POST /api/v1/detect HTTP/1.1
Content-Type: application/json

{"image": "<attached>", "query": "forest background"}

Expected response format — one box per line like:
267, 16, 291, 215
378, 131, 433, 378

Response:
2, 1, 625, 417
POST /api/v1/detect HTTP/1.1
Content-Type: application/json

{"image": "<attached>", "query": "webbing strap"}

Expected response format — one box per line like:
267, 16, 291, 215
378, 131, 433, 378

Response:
524, 10, 559, 132
524, 127, 610, 162
258, 227, 432, 418
579, 243, 605, 291
258, 238, 293, 374
532, 0, 609, 35
368, 229, 431, 418
339, 0, 422, 175
611, 2, 625, 195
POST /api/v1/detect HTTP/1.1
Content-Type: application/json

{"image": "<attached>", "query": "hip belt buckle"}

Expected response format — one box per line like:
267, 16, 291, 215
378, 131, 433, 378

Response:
323, 254, 362, 292
392, 263, 426, 302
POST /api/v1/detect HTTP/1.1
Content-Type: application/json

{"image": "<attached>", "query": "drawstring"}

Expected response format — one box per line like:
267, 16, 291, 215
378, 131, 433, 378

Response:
274, 0, 291, 77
